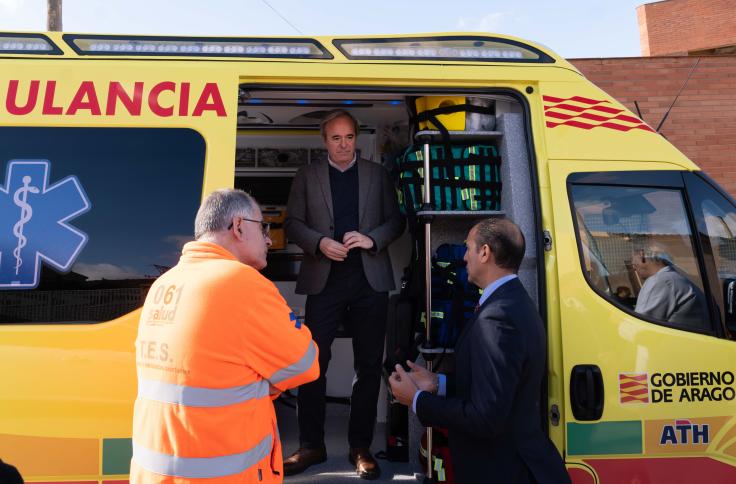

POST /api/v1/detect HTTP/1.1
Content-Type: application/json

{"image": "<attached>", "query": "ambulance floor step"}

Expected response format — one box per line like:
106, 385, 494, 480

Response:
276, 402, 420, 482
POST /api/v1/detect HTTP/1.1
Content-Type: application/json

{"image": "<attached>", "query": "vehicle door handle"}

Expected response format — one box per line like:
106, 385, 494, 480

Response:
570, 364, 604, 421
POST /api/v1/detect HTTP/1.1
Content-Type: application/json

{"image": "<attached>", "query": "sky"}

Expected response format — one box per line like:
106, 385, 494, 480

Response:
0, 0, 649, 59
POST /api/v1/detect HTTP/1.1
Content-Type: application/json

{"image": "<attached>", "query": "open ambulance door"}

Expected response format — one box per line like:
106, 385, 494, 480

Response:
549, 162, 736, 483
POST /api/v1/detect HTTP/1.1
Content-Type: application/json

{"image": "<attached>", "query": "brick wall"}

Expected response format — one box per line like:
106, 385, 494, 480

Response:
570, 56, 736, 195
637, 0, 736, 56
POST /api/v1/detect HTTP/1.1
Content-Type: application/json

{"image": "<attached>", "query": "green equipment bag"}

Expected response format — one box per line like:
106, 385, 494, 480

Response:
397, 144, 502, 216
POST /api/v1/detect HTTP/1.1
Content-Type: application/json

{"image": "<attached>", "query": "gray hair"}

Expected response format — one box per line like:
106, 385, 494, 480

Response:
320, 109, 359, 139
194, 189, 257, 240
473, 218, 526, 272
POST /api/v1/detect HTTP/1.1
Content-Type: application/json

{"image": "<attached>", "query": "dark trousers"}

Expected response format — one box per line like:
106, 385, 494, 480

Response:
298, 268, 388, 449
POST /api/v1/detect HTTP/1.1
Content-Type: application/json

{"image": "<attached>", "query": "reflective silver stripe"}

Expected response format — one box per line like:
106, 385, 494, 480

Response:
268, 341, 317, 385
133, 433, 272, 478
138, 378, 270, 407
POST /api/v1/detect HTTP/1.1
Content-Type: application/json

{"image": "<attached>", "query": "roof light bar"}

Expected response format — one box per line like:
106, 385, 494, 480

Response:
63, 34, 333, 59
333, 36, 554, 63
0, 34, 61, 54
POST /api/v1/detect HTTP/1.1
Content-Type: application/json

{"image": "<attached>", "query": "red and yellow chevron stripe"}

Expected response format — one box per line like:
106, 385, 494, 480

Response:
543, 95, 654, 133
619, 372, 650, 404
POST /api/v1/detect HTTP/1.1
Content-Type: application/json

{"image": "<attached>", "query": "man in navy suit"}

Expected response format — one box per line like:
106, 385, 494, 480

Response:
389, 218, 570, 484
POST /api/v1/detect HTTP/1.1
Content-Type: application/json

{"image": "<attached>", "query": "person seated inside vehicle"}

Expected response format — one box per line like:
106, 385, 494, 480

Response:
631, 243, 707, 327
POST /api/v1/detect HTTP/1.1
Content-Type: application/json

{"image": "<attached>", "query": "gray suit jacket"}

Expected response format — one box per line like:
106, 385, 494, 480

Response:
285, 158, 405, 295
635, 265, 707, 327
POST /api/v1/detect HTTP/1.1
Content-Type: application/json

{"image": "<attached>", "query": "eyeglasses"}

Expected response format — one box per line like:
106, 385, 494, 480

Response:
228, 216, 271, 238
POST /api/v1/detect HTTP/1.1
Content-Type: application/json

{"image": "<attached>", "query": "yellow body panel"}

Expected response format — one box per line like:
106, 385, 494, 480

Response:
0, 31, 733, 482
547, 159, 736, 480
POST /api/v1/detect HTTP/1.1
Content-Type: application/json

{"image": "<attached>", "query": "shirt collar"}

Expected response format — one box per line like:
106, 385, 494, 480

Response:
181, 240, 238, 262
327, 153, 357, 172
478, 274, 518, 307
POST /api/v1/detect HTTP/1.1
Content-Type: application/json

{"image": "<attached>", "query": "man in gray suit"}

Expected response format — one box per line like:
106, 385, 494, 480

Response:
632, 243, 707, 328
283, 110, 405, 480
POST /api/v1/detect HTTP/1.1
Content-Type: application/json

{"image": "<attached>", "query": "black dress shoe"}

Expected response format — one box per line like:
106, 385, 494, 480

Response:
349, 447, 381, 480
283, 447, 327, 476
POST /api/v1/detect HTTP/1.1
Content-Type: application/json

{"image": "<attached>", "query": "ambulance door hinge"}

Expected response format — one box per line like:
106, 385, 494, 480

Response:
543, 230, 553, 252
550, 404, 560, 426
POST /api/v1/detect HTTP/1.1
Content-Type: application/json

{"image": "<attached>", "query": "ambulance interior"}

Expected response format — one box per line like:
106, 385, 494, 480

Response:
233, 87, 540, 472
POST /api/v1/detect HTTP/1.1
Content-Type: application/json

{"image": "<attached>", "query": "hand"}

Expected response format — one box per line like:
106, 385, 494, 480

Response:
343, 231, 374, 251
389, 364, 419, 407
406, 360, 438, 394
319, 237, 348, 261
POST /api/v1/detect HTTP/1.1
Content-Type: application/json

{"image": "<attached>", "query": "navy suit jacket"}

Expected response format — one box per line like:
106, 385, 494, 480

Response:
416, 278, 570, 484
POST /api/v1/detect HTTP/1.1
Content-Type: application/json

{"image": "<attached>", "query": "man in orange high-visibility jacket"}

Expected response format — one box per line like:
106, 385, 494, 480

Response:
131, 189, 319, 483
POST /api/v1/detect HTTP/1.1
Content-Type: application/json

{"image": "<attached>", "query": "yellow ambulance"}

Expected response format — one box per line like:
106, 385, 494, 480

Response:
0, 31, 734, 483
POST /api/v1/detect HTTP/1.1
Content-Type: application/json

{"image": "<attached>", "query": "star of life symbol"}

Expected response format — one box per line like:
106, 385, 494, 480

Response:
0, 160, 91, 289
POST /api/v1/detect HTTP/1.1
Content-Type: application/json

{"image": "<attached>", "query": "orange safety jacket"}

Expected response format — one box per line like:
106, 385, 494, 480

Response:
131, 241, 319, 483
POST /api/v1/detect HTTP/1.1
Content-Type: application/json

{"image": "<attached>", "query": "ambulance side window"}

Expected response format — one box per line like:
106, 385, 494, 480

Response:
0, 127, 205, 324
684, 174, 736, 338
571, 183, 712, 333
